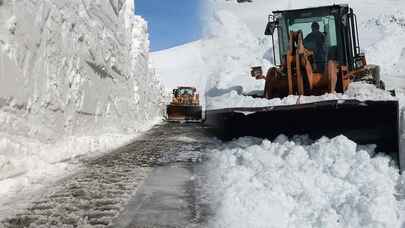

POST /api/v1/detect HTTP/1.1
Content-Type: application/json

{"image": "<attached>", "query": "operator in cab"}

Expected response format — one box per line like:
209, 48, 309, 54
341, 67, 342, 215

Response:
304, 22, 326, 72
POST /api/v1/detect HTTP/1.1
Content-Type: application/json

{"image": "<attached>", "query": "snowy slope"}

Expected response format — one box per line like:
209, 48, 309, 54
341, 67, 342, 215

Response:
151, 40, 207, 106
151, 8, 268, 106
151, 41, 205, 92
0, 0, 164, 216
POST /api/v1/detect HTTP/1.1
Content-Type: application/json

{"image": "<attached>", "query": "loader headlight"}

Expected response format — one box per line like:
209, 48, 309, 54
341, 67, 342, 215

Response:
354, 54, 367, 69
355, 59, 364, 69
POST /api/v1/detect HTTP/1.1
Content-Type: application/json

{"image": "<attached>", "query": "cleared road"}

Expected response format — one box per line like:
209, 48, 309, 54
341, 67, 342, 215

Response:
1, 123, 215, 228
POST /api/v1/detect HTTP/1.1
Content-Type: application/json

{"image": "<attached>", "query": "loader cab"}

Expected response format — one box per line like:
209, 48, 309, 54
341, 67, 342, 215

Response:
266, 4, 363, 71
172, 86, 200, 106
174, 87, 196, 97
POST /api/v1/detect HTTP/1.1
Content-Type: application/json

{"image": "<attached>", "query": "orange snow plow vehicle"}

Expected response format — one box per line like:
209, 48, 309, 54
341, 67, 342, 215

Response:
206, 4, 400, 166
167, 86, 202, 122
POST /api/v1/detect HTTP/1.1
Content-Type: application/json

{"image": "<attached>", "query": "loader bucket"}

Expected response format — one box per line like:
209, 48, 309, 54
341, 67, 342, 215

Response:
167, 104, 202, 123
205, 99, 400, 166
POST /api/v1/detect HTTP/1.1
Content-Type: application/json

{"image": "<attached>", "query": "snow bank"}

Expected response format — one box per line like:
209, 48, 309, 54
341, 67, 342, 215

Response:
208, 82, 395, 109
206, 136, 401, 228
0, 130, 134, 181
0, 0, 164, 213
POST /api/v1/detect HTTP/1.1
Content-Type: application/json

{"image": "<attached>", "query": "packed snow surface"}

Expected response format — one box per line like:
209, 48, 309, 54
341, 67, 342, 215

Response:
0, 0, 164, 216
206, 135, 403, 228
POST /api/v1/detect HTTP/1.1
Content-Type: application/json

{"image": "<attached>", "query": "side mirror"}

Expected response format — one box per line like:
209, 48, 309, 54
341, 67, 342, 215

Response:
251, 66, 263, 78
265, 21, 278, 36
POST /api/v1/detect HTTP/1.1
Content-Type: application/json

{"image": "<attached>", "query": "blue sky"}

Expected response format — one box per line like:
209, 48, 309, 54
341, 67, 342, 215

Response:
136, 0, 202, 51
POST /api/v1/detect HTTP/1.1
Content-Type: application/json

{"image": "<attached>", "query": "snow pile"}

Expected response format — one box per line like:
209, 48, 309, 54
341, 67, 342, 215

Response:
206, 136, 402, 228
0, 130, 133, 181
208, 82, 395, 109
0, 0, 164, 211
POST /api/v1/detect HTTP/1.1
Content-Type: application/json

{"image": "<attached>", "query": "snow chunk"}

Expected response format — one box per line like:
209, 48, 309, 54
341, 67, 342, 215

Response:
6, 16, 16, 35
206, 136, 401, 228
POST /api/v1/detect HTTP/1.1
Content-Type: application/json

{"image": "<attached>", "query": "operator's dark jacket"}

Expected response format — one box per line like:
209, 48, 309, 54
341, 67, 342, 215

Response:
304, 31, 326, 70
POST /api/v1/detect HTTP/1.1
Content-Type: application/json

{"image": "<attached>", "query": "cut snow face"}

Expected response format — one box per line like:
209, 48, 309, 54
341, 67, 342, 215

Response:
0, 0, 164, 139
0, 0, 164, 217
205, 135, 402, 228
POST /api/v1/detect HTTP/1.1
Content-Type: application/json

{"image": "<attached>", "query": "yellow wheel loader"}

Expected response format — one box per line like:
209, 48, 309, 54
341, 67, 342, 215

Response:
167, 87, 202, 122
206, 4, 400, 167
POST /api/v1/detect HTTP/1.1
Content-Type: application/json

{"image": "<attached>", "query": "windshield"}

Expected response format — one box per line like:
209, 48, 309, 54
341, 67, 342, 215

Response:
176, 88, 194, 96
287, 15, 337, 72
288, 15, 337, 46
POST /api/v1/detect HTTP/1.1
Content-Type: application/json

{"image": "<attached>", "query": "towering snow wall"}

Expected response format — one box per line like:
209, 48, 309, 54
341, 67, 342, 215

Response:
0, 0, 165, 186
0, 0, 164, 143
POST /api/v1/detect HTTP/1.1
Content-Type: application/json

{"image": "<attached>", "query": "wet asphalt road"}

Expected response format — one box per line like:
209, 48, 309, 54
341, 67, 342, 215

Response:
1, 123, 215, 228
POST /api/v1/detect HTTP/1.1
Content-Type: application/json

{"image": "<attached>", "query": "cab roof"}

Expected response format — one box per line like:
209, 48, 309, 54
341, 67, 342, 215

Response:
176, 86, 196, 90
273, 4, 349, 14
